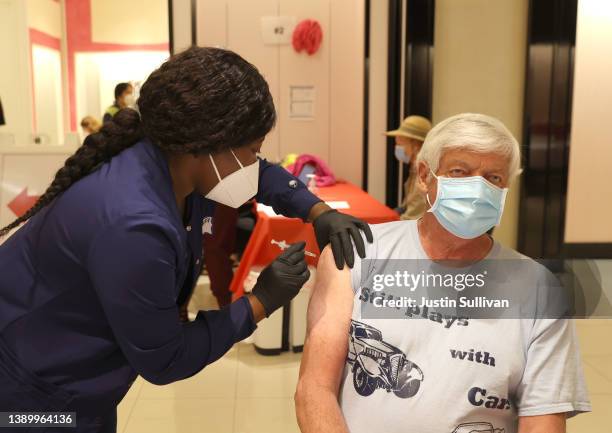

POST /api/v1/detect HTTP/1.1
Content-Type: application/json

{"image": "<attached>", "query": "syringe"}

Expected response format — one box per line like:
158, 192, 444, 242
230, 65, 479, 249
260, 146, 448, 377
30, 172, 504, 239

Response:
271, 239, 317, 257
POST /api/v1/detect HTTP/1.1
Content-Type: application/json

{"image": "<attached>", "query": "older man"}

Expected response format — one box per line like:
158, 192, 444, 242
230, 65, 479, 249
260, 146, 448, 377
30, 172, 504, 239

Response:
295, 114, 591, 433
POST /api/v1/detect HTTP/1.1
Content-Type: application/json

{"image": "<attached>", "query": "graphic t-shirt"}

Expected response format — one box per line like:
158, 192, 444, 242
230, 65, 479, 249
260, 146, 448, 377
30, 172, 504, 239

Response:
339, 220, 591, 433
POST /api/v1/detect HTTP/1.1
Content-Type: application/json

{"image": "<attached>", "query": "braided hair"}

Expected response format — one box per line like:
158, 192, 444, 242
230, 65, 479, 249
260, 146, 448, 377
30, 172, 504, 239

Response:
0, 47, 276, 238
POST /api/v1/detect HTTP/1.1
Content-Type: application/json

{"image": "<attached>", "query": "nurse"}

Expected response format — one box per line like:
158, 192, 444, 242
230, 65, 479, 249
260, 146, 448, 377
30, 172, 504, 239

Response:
0, 47, 372, 432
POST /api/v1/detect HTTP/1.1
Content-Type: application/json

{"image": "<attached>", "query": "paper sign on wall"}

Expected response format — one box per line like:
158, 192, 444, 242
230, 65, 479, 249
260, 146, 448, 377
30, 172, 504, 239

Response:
261, 16, 296, 45
290, 85, 315, 120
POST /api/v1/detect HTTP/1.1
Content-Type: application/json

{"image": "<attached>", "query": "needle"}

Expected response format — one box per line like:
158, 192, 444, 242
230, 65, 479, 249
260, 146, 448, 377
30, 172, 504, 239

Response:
271, 239, 317, 257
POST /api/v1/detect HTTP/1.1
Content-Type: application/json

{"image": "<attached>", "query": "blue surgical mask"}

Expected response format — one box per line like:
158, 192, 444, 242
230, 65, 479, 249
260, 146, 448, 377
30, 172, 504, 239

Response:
426, 170, 508, 239
394, 146, 411, 164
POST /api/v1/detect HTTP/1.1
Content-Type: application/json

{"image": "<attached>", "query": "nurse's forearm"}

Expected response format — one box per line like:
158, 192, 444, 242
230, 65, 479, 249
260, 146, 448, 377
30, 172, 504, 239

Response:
307, 201, 332, 222
246, 294, 266, 322
182, 297, 257, 372
140, 297, 257, 386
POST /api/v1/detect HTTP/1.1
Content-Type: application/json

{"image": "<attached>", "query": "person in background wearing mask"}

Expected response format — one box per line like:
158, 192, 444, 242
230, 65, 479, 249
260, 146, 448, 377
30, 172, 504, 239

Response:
81, 115, 102, 137
385, 115, 432, 220
0, 48, 371, 432
103, 82, 134, 123
296, 113, 590, 433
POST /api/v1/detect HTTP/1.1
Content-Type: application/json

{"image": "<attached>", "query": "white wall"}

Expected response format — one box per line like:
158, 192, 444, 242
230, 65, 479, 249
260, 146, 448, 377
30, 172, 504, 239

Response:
432, 0, 528, 249
366, 0, 389, 202
75, 51, 168, 130
565, 0, 612, 244
91, 0, 169, 45
197, 0, 282, 159
196, 0, 365, 186
0, 0, 33, 146
32, 45, 64, 144
171, 0, 193, 53
25, 0, 66, 145
278, 0, 331, 162
329, 0, 365, 188
26, 0, 62, 38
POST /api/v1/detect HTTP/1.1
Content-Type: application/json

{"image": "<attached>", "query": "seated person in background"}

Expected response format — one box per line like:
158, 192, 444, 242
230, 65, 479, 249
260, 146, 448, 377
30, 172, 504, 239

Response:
80, 116, 101, 137
103, 82, 134, 123
385, 115, 432, 220
295, 113, 591, 433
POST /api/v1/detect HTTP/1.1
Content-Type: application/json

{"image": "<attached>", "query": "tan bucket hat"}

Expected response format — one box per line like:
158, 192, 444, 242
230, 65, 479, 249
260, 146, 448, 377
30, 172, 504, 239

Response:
385, 115, 432, 141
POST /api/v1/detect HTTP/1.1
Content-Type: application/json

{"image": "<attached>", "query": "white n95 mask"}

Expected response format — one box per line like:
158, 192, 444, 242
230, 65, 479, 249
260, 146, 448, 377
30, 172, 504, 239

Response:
427, 170, 508, 239
205, 149, 259, 208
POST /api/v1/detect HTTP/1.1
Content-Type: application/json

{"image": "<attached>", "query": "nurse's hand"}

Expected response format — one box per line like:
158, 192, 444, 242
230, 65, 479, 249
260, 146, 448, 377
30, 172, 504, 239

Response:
251, 241, 310, 318
312, 207, 374, 270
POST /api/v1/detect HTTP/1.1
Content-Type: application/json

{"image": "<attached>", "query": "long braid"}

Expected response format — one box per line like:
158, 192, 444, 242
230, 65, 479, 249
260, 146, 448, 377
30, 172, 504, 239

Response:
0, 109, 143, 238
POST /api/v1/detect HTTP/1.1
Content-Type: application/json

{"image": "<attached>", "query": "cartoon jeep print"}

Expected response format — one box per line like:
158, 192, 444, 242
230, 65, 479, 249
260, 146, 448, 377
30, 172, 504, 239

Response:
452, 422, 505, 433
347, 320, 424, 398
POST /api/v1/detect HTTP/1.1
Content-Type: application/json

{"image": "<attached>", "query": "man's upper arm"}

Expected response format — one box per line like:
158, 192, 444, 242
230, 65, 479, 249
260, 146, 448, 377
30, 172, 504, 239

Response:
518, 413, 565, 433
299, 245, 355, 392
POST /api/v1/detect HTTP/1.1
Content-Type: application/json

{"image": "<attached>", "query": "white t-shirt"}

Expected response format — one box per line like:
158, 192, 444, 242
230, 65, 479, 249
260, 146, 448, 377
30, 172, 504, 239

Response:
338, 220, 591, 433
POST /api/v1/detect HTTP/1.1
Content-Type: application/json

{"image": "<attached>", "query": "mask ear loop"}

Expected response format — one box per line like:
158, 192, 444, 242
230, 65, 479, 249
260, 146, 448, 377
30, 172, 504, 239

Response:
230, 148, 259, 191
230, 149, 245, 169
208, 154, 223, 182
426, 168, 439, 212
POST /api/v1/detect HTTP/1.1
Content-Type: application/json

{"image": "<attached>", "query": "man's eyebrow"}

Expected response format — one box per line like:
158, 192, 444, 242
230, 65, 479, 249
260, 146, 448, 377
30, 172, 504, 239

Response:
446, 159, 472, 168
483, 164, 509, 174
445, 159, 508, 174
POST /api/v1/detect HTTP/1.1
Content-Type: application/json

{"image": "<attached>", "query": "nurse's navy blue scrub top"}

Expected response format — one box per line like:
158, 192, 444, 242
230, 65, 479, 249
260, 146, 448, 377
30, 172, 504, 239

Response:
0, 138, 321, 415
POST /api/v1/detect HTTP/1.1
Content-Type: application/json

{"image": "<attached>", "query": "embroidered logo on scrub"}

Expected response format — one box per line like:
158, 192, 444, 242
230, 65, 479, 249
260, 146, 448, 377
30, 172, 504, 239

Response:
347, 320, 424, 399
202, 217, 213, 234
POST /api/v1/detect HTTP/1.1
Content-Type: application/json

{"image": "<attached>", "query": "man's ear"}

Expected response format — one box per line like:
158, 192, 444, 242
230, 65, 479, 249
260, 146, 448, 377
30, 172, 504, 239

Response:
416, 161, 430, 194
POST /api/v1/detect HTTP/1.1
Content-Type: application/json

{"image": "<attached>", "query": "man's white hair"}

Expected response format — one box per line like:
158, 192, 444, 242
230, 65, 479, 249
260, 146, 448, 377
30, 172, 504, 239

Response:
416, 113, 522, 180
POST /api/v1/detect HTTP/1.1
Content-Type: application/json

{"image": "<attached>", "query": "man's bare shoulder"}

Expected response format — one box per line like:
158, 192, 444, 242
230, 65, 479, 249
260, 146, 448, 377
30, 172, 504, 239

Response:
312, 245, 352, 297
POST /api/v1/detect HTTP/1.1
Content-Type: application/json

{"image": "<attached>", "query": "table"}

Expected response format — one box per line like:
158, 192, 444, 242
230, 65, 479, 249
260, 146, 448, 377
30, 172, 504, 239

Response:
229, 181, 399, 299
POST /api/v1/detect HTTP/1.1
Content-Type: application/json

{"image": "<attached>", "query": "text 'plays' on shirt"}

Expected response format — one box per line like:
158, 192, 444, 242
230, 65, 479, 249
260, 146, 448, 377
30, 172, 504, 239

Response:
339, 220, 591, 433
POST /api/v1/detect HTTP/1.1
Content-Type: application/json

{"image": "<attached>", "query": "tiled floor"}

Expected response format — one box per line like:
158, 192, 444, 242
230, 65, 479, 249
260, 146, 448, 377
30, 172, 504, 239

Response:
116, 281, 612, 432
118, 343, 301, 433
118, 278, 301, 433
567, 319, 612, 433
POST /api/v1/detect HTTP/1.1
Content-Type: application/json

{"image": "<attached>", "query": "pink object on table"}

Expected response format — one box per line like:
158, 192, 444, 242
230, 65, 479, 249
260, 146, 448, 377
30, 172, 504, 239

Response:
286, 154, 336, 187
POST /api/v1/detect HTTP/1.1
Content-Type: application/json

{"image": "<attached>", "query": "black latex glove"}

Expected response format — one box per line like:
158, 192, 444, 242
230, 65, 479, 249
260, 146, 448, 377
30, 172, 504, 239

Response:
313, 210, 374, 270
252, 241, 310, 317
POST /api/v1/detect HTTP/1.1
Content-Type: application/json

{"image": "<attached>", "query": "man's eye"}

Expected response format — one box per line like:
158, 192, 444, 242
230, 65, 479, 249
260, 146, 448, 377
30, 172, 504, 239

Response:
488, 175, 502, 185
449, 169, 465, 177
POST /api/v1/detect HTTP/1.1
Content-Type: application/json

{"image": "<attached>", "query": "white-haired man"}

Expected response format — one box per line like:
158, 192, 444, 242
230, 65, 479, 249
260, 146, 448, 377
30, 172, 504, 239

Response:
295, 113, 591, 433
